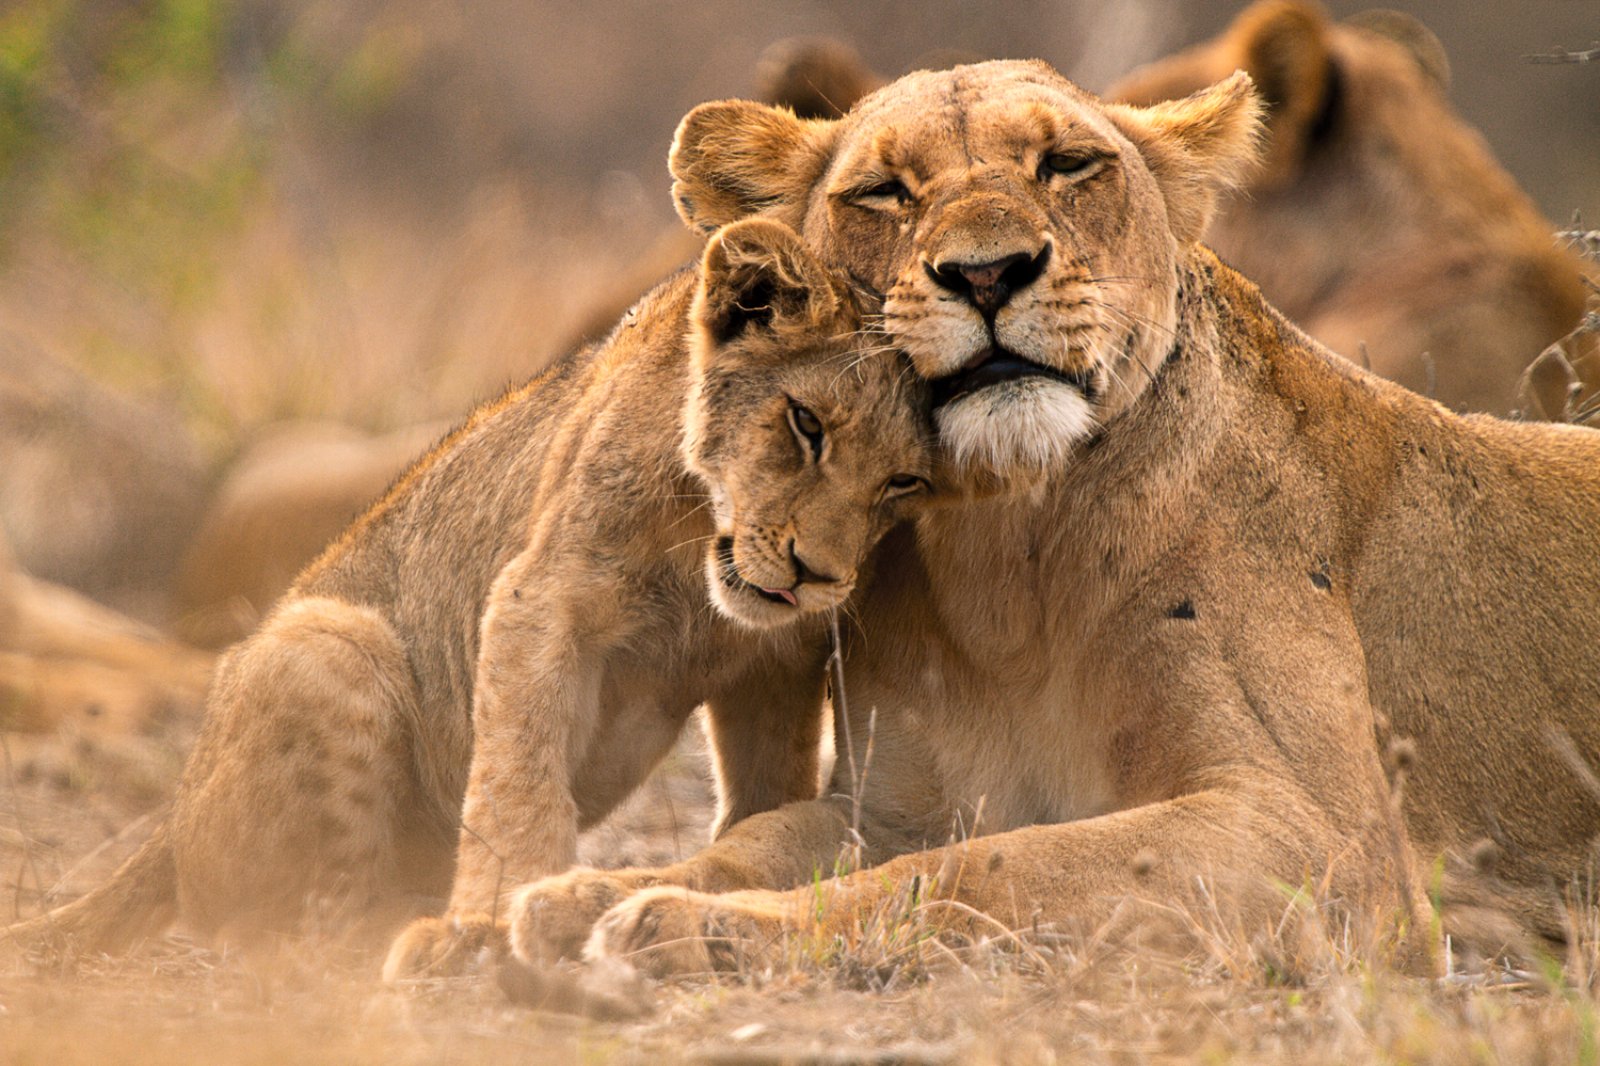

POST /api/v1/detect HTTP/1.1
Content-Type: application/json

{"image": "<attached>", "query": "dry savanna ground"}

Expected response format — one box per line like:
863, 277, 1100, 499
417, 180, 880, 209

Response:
7, 724, 1600, 1065
3, 1, 1599, 1062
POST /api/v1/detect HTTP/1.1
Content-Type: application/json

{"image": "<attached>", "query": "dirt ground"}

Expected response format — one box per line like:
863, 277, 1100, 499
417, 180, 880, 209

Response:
5, 724, 1600, 1066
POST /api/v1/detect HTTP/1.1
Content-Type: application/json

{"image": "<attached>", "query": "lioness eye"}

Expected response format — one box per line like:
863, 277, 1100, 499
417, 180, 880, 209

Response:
787, 403, 825, 460
1038, 152, 1101, 182
852, 179, 912, 208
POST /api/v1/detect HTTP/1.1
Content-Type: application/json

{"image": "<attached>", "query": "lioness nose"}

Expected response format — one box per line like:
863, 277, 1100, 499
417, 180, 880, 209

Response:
789, 540, 841, 586
925, 245, 1051, 316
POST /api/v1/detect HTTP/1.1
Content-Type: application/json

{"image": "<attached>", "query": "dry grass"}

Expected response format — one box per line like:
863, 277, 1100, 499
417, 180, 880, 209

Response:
7, 723, 1600, 1065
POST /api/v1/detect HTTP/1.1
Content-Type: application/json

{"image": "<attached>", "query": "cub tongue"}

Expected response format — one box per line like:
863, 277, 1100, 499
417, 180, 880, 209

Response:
762, 587, 798, 606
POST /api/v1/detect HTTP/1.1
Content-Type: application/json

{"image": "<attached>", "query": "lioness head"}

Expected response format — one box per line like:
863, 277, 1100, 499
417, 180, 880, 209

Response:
684, 218, 932, 629
670, 61, 1261, 478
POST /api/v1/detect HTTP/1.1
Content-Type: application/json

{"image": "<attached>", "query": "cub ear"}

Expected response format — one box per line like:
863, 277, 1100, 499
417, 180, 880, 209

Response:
1107, 71, 1265, 245
756, 36, 882, 120
670, 100, 839, 235
1228, 0, 1335, 187
694, 219, 840, 349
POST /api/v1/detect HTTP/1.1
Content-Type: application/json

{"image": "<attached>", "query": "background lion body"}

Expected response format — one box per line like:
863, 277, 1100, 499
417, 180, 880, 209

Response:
1108, 0, 1593, 414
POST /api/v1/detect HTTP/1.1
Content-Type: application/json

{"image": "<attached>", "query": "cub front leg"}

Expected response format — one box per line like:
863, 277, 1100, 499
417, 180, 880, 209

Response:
702, 646, 829, 839
384, 563, 605, 981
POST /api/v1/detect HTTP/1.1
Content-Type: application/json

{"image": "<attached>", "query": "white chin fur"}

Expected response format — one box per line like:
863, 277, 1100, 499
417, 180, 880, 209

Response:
935, 379, 1097, 474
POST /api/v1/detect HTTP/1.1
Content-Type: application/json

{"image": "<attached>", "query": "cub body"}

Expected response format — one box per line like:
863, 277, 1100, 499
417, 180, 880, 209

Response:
7, 220, 931, 965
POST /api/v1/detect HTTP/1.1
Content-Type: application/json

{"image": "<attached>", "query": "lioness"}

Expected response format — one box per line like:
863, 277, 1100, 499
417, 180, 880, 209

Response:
1107, 1, 1593, 414
5, 219, 932, 962
498, 61, 1600, 979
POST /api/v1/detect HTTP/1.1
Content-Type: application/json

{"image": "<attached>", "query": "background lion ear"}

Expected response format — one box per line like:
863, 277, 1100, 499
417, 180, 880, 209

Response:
1230, 0, 1335, 188
670, 101, 839, 235
756, 36, 881, 120
1345, 9, 1451, 91
1108, 71, 1265, 245
695, 219, 838, 346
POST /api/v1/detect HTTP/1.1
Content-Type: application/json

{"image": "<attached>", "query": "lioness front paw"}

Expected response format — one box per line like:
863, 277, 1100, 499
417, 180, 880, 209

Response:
507, 867, 663, 966
583, 887, 785, 978
381, 912, 507, 982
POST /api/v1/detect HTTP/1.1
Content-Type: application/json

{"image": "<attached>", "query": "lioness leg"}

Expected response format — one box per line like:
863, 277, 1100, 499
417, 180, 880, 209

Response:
168, 597, 424, 944
506, 796, 859, 965
586, 781, 1433, 977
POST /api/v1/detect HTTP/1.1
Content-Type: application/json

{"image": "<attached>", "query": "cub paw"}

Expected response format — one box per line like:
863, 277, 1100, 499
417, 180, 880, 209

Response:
381, 912, 507, 982
507, 867, 665, 966
584, 886, 782, 978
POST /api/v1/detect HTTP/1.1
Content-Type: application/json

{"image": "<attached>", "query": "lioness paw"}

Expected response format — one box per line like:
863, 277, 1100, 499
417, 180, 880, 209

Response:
506, 867, 663, 966
583, 887, 783, 978
381, 912, 507, 982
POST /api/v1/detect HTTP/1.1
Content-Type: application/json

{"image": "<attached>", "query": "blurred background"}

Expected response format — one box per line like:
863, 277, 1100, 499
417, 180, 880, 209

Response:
2, 0, 1593, 451
0, 0, 1593, 639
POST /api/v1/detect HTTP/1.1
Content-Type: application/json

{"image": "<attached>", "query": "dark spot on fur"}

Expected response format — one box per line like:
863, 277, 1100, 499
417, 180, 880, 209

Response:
84, 703, 102, 718
296, 768, 331, 796
344, 786, 380, 810
512, 588, 521, 599
315, 810, 347, 842
1309, 570, 1331, 591
1168, 600, 1196, 620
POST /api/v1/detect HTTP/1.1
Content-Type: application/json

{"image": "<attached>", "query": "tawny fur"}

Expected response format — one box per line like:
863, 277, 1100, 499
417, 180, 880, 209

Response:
4, 220, 931, 973
502, 61, 1600, 978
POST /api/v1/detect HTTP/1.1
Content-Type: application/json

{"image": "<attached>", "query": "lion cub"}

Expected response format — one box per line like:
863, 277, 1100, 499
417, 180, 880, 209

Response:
8, 219, 931, 972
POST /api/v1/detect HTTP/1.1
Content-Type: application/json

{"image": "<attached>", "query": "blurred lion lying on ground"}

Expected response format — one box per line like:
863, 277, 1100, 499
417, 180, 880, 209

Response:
171, 421, 451, 650
0, 333, 207, 623
4, 218, 933, 966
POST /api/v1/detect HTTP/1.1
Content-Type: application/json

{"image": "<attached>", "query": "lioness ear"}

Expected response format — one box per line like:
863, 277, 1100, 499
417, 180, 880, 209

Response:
694, 219, 839, 349
756, 36, 882, 120
1107, 71, 1265, 245
1229, 0, 1335, 187
670, 101, 840, 235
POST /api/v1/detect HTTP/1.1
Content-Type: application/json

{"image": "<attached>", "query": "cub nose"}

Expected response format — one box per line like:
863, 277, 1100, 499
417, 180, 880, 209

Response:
924, 244, 1052, 317
789, 540, 841, 586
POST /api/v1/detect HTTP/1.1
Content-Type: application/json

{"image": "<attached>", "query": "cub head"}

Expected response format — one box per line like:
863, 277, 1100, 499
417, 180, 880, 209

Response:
670, 60, 1261, 480
684, 218, 933, 630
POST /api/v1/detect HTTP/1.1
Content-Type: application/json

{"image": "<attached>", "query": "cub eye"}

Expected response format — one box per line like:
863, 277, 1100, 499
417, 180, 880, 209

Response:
787, 403, 825, 460
881, 473, 929, 500
851, 178, 913, 209
1038, 152, 1103, 182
